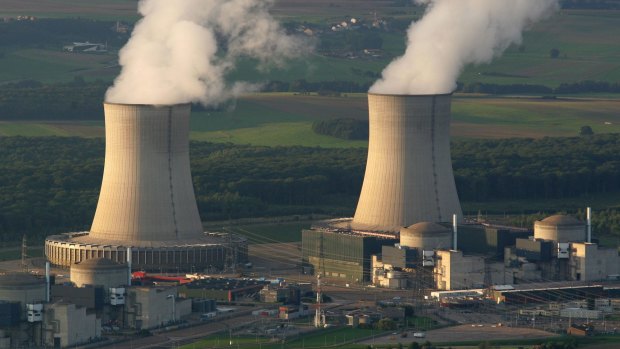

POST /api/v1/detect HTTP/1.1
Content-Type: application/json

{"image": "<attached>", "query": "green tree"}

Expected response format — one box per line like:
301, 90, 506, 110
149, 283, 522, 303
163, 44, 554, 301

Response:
580, 125, 594, 136
409, 342, 421, 349
550, 48, 560, 58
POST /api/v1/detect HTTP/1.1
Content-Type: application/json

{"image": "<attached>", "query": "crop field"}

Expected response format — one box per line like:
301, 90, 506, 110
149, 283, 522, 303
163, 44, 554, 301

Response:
459, 10, 620, 87
0, 49, 118, 84
1, 5, 619, 87
2, 93, 620, 144
0, 121, 103, 137
0, 0, 417, 21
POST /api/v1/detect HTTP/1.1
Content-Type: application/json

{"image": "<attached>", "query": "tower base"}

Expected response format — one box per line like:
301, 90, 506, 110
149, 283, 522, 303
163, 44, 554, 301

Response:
45, 232, 248, 272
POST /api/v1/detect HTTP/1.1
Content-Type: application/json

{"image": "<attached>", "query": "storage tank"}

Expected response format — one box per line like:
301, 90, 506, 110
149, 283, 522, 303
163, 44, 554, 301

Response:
534, 215, 586, 243
352, 93, 462, 232
46, 104, 247, 271
70, 258, 128, 289
400, 222, 452, 250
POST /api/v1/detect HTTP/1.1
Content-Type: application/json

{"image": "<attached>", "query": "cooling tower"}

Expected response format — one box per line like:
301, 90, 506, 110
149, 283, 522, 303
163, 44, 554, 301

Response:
351, 93, 462, 232
46, 104, 247, 271
89, 103, 203, 243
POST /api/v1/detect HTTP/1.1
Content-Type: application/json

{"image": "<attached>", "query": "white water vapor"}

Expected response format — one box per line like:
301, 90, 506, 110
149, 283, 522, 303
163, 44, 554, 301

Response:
106, 0, 307, 105
370, 0, 559, 95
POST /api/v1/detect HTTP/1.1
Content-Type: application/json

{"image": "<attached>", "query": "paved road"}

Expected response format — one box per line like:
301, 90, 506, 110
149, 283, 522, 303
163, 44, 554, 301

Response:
97, 314, 258, 349
359, 324, 558, 346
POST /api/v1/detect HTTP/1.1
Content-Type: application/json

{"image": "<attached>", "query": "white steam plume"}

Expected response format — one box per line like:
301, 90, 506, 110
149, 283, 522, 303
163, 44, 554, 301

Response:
106, 0, 307, 105
370, 0, 559, 95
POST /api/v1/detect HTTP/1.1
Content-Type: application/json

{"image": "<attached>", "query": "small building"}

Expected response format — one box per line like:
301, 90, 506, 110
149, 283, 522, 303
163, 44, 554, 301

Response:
302, 226, 397, 282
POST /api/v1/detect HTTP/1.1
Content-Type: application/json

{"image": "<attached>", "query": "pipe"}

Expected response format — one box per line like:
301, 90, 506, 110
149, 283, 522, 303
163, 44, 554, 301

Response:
45, 261, 50, 302
586, 207, 592, 243
127, 247, 132, 285
453, 213, 458, 251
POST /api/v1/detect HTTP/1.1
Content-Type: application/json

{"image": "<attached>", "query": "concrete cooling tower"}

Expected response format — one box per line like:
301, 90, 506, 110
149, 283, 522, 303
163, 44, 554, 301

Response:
46, 103, 247, 271
351, 93, 462, 232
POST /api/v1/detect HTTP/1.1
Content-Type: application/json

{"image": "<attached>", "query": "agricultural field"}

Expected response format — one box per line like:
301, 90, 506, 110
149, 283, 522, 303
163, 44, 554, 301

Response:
2, 93, 620, 144
1, 4, 619, 88
0, 0, 416, 21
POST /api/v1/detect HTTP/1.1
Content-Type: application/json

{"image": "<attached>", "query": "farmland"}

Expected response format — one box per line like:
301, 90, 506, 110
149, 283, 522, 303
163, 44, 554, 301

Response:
2, 93, 620, 145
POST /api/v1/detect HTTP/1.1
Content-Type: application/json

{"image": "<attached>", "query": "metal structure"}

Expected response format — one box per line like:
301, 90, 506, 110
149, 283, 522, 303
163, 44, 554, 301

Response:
351, 93, 462, 232
46, 103, 247, 271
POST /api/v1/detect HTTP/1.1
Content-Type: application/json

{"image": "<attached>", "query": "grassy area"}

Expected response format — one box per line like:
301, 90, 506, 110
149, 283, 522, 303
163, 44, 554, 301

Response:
1, 7, 619, 87
0, 49, 118, 84
179, 326, 387, 349
209, 221, 312, 244
0, 246, 43, 262
459, 10, 620, 87
3, 93, 620, 145
0, 121, 103, 137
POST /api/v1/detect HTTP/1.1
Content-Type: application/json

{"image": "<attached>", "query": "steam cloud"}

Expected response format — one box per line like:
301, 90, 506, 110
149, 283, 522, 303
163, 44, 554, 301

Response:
370, 0, 559, 95
106, 0, 306, 105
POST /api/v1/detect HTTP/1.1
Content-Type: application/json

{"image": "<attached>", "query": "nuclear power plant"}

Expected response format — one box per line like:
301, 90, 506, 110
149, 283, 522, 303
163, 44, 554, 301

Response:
45, 103, 247, 271
302, 94, 620, 288
303, 93, 466, 281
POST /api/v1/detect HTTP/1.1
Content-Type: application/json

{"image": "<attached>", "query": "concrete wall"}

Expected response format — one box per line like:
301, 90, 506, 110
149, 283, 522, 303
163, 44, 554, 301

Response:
352, 94, 462, 232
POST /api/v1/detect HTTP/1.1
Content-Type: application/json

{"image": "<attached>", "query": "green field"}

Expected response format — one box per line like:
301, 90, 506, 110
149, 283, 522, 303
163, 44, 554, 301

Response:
205, 220, 312, 244
2, 5, 620, 88
2, 93, 619, 145
181, 327, 387, 349
0, 49, 119, 84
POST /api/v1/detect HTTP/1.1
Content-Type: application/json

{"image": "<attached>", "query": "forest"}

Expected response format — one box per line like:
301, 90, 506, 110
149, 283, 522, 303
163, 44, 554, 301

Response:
2, 134, 620, 246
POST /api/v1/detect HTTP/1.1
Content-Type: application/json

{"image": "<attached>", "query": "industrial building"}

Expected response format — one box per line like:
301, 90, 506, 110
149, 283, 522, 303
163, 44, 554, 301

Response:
504, 214, 620, 284
43, 302, 101, 348
125, 286, 191, 330
46, 103, 247, 272
303, 93, 463, 281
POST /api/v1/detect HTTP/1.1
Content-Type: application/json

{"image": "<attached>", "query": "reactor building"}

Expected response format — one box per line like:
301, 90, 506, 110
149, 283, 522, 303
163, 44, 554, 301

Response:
302, 93, 466, 282
46, 103, 247, 271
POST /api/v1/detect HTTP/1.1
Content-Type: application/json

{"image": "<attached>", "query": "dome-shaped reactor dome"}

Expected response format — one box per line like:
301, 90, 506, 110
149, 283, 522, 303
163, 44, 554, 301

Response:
400, 222, 452, 250
0, 273, 46, 313
534, 215, 586, 243
70, 258, 128, 288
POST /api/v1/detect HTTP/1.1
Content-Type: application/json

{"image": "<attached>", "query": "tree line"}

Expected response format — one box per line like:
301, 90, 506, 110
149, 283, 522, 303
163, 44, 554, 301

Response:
3, 135, 620, 245
311, 118, 368, 140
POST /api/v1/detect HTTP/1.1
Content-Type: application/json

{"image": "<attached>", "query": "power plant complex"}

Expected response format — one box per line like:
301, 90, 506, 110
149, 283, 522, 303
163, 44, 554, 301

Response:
0, 94, 618, 349
302, 93, 620, 290
45, 103, 247, 271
